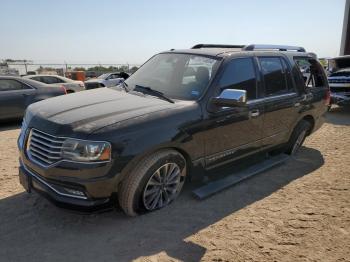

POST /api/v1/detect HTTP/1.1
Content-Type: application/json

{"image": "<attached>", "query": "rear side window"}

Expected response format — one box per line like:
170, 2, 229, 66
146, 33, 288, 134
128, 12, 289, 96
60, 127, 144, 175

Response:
294, 57, 326, 88
42, 76, 62, 84
31, 76, 42, 82
218, 58, 257, 100
259, 57, 287, 96
0, 79, 26, 91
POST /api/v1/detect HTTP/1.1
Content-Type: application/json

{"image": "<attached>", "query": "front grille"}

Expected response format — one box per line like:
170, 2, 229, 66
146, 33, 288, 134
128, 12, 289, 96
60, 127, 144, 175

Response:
330, 87, 350, 93
27, 129, 65, 166
328, 78, 350, 83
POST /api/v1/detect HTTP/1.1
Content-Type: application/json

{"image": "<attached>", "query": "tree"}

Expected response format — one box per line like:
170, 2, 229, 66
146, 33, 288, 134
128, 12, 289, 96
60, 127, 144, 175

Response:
130, 66, 139, 73
73, 67, 86, 71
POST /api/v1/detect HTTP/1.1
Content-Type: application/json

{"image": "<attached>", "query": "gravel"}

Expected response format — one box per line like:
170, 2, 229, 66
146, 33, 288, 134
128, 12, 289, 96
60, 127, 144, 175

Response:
0, 107, 349, 262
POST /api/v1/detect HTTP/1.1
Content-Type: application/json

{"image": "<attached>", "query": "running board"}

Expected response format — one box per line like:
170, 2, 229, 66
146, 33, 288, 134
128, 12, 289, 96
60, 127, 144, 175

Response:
192, 154, 289, 200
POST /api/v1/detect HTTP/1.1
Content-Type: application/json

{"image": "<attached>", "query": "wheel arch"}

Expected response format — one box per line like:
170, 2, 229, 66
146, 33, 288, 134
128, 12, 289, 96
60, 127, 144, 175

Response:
115, 145, 193, 189
301, 115, 315, 135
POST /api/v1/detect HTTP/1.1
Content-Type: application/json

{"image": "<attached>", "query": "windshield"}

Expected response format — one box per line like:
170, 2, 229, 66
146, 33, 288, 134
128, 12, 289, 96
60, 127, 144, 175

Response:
97, 73, 110, 79
124, 53, 220, 100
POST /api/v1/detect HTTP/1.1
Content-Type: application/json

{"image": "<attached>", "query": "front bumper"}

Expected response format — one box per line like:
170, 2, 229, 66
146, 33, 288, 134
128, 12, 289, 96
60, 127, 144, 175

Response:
17, 124, 124, 210
18, 161, 113, 211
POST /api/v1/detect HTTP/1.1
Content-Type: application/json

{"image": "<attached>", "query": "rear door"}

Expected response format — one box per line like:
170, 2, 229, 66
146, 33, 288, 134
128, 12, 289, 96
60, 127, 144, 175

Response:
0, 79, 36, 120
257, 56, 300, 149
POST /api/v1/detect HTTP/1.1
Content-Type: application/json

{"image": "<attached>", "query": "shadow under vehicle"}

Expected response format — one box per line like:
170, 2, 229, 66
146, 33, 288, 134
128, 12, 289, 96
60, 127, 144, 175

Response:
0, 146, 324, 261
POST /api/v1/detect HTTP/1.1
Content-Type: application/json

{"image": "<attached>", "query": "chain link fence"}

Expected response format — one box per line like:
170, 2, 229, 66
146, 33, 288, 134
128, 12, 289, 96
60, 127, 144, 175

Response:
3, 62, 141, 77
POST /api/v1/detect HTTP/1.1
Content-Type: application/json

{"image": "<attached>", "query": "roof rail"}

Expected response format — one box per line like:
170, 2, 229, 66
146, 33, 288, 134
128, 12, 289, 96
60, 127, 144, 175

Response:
192, 44, 245, 49
243, 44, 306, 52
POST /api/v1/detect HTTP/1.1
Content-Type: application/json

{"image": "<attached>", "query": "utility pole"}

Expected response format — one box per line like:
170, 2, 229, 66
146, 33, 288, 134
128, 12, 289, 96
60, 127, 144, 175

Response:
24, 59, 28, 74
340, 0, 350, 55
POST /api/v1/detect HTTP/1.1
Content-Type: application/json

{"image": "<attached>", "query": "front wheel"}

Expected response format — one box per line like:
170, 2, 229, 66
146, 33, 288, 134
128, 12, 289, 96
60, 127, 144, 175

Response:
285, 120, 311, 155
118, 150, 186, 216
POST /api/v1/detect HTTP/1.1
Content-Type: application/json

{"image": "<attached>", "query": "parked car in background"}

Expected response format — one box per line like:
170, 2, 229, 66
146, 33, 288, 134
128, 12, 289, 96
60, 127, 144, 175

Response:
0, 76, 66, 121
85, 71, 98, 79
327, 56, 350, 108
23, 74, 85, 93
84, 72, 129, 89
18, 44, 329, 216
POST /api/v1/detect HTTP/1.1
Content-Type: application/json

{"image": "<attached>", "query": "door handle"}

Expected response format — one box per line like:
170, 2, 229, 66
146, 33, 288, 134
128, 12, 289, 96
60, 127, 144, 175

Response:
250, 109, 260, 118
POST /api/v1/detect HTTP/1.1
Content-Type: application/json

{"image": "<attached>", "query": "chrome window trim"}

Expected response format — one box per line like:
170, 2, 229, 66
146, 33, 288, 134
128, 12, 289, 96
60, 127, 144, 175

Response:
247, 92, 297, 105
22, 162, 88, 200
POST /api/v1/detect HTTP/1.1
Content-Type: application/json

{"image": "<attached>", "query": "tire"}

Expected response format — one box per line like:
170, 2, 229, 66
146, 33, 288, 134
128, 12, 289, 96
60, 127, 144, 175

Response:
118, 149, 186, 216
285, 120, 311, 155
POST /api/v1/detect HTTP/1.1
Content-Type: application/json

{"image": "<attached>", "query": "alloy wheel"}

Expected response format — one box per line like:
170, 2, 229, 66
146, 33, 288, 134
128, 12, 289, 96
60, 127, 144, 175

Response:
142, 162, 183, 210
291, 130, 306, 155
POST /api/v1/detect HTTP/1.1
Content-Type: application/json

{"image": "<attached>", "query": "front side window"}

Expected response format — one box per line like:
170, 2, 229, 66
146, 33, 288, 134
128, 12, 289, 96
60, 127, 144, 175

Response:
259, 57, 287, 96
124, 53, 220, 100
218, 58, 257, 100
0, 79, 25, 91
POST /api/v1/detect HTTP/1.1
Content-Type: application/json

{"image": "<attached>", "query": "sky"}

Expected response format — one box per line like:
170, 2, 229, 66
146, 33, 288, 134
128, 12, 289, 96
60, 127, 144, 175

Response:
0, 0, 346, 65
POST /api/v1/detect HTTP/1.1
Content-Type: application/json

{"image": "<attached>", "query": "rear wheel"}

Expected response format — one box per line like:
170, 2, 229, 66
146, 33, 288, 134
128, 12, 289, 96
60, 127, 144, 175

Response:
285, 120, 311, 155
118, 150, 186, 216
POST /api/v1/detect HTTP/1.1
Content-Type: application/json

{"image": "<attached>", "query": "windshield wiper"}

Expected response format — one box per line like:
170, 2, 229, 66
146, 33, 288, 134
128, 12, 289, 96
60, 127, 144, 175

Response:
134, 85, 174, 103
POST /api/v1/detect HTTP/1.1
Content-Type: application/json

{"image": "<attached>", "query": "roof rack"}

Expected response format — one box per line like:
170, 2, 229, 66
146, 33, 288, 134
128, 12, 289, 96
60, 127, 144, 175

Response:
191, 44, 245, 49
243, 44, 306, 52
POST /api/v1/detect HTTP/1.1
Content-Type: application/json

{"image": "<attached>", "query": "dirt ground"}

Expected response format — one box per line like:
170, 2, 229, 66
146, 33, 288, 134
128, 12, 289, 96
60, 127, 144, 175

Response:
0, 107, 349, 262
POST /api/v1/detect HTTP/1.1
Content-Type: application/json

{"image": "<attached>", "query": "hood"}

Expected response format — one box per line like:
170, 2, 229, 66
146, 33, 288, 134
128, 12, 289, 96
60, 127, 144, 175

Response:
329, 68, 350, 78
26, 88, 181, 135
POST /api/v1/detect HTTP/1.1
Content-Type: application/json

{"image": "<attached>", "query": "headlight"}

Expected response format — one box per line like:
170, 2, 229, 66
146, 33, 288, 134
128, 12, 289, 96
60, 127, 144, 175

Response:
18, 118, 28, 149
61, 139, 111, 162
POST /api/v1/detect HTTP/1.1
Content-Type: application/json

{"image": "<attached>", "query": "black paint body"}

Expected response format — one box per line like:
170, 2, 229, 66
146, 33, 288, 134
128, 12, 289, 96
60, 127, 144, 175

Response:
17, 49, 329, 208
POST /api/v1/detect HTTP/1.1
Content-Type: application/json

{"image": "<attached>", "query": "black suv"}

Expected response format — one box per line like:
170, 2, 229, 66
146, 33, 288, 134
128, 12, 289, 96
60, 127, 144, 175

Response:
18, 44, 329, 216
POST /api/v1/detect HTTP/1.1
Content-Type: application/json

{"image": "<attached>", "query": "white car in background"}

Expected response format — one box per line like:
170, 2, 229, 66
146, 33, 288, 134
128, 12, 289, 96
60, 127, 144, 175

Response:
23, 75, 85, 93
84, 72, 129, 89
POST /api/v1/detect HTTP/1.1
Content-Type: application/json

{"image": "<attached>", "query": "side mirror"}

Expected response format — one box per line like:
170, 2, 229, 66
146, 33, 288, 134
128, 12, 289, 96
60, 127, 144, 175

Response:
211, 89, 247, 107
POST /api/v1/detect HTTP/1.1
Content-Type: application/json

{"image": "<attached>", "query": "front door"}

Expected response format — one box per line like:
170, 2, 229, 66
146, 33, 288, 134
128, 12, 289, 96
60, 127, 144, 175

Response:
0, 79, 35, 120
204, 57, 264, 168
